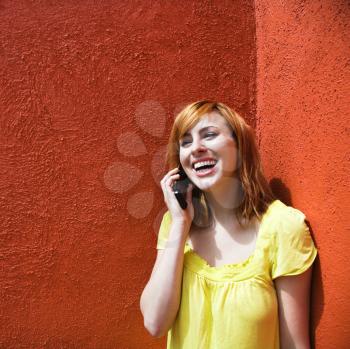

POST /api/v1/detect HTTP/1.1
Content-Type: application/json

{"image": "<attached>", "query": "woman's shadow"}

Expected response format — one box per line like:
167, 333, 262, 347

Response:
270, 178, 323, 349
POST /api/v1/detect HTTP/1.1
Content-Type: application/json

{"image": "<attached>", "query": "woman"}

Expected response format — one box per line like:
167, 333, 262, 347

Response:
140, 100, 318, 349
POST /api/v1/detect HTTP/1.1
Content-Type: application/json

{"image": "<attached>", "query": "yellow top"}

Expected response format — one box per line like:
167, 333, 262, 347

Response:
156, 199, 318, 349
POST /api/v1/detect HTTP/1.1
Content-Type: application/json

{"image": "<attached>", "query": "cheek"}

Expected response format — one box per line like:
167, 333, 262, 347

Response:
222, 146, 239, 169
211, 137, 235, 152
178, 150, 188, 165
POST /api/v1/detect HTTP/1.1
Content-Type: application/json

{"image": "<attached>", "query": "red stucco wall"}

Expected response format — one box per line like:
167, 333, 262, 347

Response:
2, 1, 348, 348
255, 1, 350, 348
0, 1, 256, 348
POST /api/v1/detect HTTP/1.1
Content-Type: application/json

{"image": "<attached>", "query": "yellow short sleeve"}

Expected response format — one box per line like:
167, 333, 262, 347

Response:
156, 211, 172, 249
271, 207, 318, 280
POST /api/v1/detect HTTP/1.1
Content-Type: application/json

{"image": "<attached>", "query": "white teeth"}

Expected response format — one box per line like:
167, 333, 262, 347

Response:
193, 160, 217, 170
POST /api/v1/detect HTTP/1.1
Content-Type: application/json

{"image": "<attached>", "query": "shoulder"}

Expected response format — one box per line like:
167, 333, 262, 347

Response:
162, 210, 172, 223
156, 211, 172, 249
267, 200, 307, 233
159, 210, 172, 234
269, 201, 318, 280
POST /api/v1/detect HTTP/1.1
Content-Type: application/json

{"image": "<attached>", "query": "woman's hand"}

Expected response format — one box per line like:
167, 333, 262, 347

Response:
160, 167, 194, 228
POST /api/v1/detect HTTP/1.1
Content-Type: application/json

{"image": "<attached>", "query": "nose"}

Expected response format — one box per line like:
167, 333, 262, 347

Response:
190, 136, 208, 155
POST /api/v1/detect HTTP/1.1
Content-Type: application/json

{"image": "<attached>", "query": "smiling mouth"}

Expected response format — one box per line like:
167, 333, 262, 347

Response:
193, 161, 217, 171
192, 161, 218, 175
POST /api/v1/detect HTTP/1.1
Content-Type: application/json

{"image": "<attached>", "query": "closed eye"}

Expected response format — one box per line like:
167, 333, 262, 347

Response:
180, 139, 190, 146
180, 132, 217, 147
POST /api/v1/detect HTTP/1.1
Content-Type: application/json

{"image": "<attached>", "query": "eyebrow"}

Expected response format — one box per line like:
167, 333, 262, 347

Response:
182, 126, 219, 137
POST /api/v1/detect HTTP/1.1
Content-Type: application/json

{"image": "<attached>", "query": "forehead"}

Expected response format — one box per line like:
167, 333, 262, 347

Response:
183, 111, 230, 135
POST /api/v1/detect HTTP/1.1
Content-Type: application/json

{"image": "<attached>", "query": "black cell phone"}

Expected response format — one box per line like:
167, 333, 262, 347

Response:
172, 165, 192, 209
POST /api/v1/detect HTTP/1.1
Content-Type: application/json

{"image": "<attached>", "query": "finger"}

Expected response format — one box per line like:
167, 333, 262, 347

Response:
170, 175, 180, 188
164, 172, 180, 185
165, 175, 179, 189
161, 167, 179, 184
167, 167, 180, 177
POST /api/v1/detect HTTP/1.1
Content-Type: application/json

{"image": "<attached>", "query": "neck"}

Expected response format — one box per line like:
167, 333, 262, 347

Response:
204, 176, 244, 226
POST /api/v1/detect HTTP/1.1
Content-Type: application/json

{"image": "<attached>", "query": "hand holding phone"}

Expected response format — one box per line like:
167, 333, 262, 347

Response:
172, 166, 192, 209
160, 166, 196, 227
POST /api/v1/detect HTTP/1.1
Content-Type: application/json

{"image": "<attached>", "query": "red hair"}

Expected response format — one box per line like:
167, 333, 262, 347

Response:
166, 100, 275, 228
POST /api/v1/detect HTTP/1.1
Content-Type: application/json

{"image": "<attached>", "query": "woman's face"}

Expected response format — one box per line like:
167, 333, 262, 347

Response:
178, 111, 239, 192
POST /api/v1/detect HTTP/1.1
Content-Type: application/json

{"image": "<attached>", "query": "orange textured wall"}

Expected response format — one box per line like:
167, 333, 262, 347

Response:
0, 1, 256, 348
255, 1, 350, 348
2, 1, 348, 348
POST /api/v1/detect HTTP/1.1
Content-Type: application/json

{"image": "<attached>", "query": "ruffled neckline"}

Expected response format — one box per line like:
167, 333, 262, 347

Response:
185, 244, 255, 270
183, 199, 281, 271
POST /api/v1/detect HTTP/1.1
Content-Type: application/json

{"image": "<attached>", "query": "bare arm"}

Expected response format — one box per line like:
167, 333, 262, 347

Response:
274, 266, 313, 349
140, 167, 195, 338
140, 221, 189, 337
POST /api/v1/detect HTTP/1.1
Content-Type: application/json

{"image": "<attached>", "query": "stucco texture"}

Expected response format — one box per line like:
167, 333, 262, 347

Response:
255, 1, 350, 348
1, 0, 349, 348
0, 1, 256, 348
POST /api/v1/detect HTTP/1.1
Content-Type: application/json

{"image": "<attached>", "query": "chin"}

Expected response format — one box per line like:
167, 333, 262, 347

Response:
192, 177, 220, 192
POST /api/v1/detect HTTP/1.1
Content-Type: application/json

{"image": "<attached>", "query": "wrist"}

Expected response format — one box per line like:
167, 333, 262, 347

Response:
172, 219, 191, 232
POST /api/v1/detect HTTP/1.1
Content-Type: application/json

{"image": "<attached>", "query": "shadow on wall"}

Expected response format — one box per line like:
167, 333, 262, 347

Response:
269, 177, 324, 348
